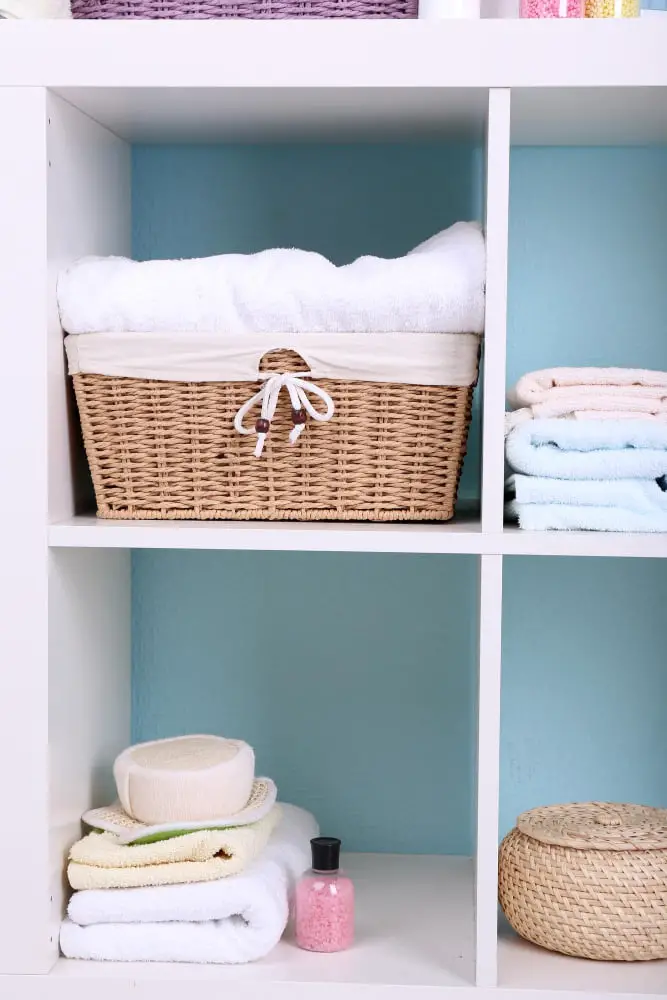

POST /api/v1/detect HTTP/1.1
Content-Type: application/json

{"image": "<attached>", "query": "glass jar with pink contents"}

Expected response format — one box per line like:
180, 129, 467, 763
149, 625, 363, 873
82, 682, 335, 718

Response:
521, 0, 582, 15
295, 837, 354, 953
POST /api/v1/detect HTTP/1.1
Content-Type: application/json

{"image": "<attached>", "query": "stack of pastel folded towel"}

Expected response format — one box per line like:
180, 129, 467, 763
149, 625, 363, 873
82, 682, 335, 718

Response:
505, 367, 667, 532
60, 735, 318, 964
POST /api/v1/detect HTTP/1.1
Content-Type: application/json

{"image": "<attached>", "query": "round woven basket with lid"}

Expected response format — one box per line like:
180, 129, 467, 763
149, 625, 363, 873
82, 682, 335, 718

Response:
499, 802, 667, 961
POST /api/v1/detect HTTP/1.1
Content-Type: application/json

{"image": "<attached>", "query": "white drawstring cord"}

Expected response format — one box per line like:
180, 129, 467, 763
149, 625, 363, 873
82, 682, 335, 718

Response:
234, 372, 335, 458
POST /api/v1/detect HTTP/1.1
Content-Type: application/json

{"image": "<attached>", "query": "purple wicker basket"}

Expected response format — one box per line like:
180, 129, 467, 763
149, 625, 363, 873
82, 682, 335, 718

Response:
71, 0, 418, 15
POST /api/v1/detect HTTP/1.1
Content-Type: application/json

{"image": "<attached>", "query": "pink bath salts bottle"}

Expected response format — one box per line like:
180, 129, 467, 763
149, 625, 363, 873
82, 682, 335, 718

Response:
520, 0, 582, 15
295, 837, 354, 953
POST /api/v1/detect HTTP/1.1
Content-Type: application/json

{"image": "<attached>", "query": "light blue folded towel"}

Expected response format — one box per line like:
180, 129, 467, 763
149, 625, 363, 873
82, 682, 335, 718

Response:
508, 474, 667, 512
505, 419, 667, 480
507, 500, 667, 533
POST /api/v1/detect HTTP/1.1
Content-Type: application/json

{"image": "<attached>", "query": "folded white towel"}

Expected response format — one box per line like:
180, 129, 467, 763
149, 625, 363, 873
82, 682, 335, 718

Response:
60, 804, 317, 965
508, 474, 667, 512
505, 419, 667, 481
506, 366, 667, 431
507, 500, 667, 533
57, 222, 486, 337
0, 1, 71, 15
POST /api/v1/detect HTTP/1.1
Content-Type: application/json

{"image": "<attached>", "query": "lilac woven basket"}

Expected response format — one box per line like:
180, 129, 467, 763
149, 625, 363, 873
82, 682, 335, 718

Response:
71, 0, 418, 15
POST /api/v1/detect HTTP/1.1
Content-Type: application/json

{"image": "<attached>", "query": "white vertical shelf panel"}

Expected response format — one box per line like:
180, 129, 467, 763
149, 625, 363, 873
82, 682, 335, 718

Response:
48, 550, 131, 971
45, 98, 133, 966
47, 92, 132, 521
481, 89, 510, 534
0, 86, 52, 975
475, 554, 504, 987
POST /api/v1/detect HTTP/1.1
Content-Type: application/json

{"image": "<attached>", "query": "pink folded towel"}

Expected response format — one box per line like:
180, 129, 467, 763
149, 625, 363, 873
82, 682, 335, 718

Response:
506, 367, 667, 433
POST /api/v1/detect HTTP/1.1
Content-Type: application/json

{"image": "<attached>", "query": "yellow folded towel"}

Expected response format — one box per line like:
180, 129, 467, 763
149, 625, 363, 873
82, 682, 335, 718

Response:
67, 806, 280, 891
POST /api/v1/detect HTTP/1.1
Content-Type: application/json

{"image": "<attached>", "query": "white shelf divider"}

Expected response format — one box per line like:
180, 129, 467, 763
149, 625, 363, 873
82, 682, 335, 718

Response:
475, 554, 504, 988
0, 85, 52, 976
481, 88, 510, 535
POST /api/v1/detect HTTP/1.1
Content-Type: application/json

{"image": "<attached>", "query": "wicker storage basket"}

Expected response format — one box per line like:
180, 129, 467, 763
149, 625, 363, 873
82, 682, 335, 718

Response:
499, 802, 667, 962
71, 0, 417, 17
71, 347, 476, 521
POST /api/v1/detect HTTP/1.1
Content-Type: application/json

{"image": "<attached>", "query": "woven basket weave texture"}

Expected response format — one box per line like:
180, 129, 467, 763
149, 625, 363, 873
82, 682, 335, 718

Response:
71, 0, 418, 18
73, 348, 475, 521
499, 802, 667, 962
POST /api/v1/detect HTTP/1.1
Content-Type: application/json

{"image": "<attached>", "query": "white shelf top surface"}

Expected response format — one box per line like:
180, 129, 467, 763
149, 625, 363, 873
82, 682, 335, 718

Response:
48, 515, 667, 558
499, 921, 667, 996
55, 854, 474, 991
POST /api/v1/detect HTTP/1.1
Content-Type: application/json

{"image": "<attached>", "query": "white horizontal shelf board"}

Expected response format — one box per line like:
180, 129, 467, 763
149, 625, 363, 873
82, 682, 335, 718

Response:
48, 515, 486, 554
49, 516, 667, 557
57, 855, 474, 989
511, 87, 667, 146
1, 22, 667, 93
52, 87, 488, 143
499, 923, 667, 996
502, 525, 667, 559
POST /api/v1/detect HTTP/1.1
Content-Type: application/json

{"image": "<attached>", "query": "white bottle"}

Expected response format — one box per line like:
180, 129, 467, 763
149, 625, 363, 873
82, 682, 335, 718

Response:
418, 0, 481, 16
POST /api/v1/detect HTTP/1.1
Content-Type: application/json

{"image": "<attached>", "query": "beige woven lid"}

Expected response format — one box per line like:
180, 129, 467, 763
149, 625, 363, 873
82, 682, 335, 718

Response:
517, 802, 667, 851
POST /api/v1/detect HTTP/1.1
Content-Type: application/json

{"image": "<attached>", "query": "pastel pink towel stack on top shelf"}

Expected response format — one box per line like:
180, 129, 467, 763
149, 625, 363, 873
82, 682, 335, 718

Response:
505, 367, 667, 432
505, 367, 667, 532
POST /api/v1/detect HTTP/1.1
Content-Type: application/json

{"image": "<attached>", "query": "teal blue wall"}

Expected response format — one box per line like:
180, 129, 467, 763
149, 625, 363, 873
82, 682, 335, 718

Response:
131, 144, 667, 855
506, 147, 667, 382
500, 557, 667, 838
132, 552, 478, 854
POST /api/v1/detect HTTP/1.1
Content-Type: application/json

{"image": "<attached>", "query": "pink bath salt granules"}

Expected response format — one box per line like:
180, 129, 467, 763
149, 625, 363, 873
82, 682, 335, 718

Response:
520, 0, 582, 15
295, 837, 355, 953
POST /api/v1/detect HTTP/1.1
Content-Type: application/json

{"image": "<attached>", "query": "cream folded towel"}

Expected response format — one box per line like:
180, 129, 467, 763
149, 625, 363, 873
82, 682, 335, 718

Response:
68, 806, 279, 890
506, 367, 667, 432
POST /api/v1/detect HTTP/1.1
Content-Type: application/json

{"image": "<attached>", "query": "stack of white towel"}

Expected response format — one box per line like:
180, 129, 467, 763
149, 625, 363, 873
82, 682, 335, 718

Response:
61, 804, 318, 964
505, 368, 667, 532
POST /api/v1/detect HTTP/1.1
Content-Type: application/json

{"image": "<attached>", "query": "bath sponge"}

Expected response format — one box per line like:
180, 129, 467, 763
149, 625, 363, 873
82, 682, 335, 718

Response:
113, 735, 256, 825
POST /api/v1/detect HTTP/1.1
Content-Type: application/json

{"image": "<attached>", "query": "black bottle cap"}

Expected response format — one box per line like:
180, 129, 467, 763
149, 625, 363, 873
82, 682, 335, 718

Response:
311, 836, 341, 872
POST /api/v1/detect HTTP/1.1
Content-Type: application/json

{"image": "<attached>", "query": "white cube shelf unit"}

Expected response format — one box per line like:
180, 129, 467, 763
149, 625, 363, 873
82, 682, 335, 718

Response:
1, 19, 666, 1000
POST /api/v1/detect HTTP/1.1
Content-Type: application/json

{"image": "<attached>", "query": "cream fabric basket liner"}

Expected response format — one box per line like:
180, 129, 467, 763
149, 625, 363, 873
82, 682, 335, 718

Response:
64, 330, 481, 386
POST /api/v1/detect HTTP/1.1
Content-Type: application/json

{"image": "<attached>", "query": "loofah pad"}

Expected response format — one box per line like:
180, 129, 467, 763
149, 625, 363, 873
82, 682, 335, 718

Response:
83, 777, 277, 845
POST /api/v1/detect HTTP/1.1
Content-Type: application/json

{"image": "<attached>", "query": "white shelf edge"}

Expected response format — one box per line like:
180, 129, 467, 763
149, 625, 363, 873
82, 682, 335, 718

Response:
48, 516, 487, 555
48, 517, 667, 558
1, 22, 667, 90
481, 88, 510, 534
475, 554, 504, 988
500, 526, 667, 559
